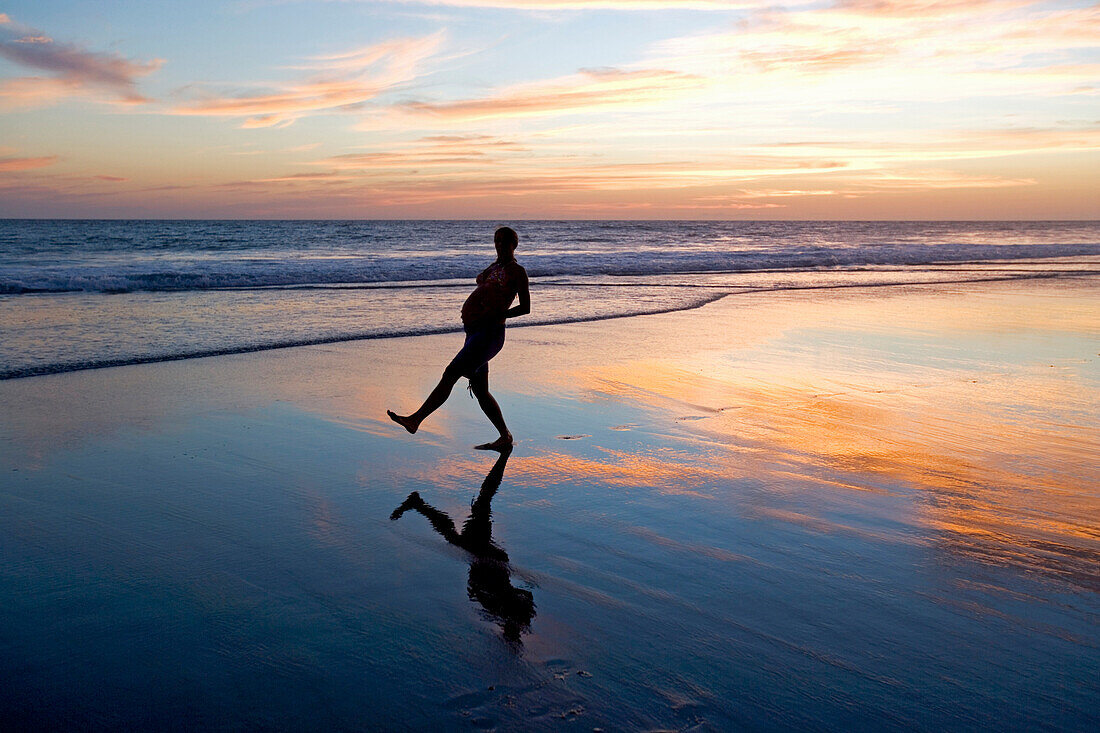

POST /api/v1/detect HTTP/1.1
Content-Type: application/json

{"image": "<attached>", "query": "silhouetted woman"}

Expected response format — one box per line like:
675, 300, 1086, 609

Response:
390, 447, 535, 645
388, 226, 530, 450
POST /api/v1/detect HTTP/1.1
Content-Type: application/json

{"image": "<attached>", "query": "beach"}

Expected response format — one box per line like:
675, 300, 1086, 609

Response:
1, 275, 1097, 729
4, 0, 1099, 723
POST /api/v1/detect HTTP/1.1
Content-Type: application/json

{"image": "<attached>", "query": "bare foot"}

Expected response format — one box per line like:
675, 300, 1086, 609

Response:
475, 435, 514, 452
387, 410, 418, 434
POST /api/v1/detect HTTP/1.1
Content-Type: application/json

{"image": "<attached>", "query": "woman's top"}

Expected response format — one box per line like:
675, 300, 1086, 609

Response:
461, 260, 525, 328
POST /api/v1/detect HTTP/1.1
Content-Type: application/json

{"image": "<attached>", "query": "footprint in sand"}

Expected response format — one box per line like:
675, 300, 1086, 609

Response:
555, 434, 590, 440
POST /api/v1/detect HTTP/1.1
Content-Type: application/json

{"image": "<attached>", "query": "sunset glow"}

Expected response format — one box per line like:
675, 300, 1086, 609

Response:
1, 0, 1098, 218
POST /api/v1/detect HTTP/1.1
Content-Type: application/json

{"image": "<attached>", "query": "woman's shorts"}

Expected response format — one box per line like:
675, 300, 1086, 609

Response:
449, 322, 506, 379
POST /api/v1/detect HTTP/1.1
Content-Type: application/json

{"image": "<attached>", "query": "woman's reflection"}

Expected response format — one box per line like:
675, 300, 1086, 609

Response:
390, 446, 535, 645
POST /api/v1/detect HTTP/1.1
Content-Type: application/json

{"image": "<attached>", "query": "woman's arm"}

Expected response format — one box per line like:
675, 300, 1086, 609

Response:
505, 268, 530, 319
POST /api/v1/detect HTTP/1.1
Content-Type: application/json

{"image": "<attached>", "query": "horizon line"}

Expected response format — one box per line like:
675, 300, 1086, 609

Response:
3, 217, 1099, 223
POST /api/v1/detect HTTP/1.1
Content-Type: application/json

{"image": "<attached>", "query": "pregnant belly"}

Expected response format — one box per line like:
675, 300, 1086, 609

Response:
462, 286, 511, 324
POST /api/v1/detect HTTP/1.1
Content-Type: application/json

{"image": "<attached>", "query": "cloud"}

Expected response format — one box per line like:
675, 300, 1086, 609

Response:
171, 32, 445, 128
215, 116, 1087, 214
0, 76, 79, 111
851, 170, 1036, 190
0, 155, 58, 171
299, 133, 529, 174
751, 126, 1100, 164
328, 119, 1094, 199
255, 171, 351, 182
0, 16, 162, 106
271, 140, 860, 208
832, 0, 1028, 18
648, 0, 1100, 101
377, 0, 767, 8
398, 67, 703, 122
559, 199, 786, 211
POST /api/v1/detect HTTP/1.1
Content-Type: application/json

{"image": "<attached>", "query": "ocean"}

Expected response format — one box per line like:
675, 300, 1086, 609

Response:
2, 219, 1098, 379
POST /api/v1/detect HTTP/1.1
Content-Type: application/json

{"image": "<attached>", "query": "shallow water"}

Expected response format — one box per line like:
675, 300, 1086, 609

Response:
0, 278, 1097, 729
3, 219, 1099, 377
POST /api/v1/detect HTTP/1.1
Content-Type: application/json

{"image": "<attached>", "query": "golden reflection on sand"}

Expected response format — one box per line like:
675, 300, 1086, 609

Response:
402, 448, 725, 499
510, 449, 723, 498
542, 284, 1100, 589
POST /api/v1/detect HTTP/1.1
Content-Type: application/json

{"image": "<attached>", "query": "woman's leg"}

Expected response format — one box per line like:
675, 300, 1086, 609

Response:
469, 369, 512, 448
388, 362, 463, 434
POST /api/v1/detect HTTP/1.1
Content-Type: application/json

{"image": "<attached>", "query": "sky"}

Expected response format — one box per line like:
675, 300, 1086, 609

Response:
0, 0, 1098, 219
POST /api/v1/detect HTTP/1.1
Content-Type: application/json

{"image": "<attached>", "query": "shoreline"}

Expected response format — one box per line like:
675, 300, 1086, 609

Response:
4, 265, 1097, 381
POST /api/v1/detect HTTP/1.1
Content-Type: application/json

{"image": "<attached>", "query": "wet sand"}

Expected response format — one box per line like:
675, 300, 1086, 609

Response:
1, 277, 1097, 729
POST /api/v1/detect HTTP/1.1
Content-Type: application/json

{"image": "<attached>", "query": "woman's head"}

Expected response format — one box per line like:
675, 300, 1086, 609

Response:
494, 226, 518, 261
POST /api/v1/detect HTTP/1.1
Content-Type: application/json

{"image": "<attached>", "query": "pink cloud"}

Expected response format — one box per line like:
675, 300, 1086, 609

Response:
636, 0, 1100, 112
317, 134, 526, 171
276, 146, 857, 205
171, 32, 445, 128
382, 1, 766, 8
0, 76, 79, 110
833, 0, 1029, 17
0, 16, 162, 105
400, 67, 703, 121
0, 155, 59, 172
751, 126, 1100, 162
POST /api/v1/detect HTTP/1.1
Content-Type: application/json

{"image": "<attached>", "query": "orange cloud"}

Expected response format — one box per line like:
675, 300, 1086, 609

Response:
325, 134, 521, 163
224, 118, 1072, 212
218, 153, 859, 213
171, 32, 445, 128
252, 171, 356, 183
311, 146, 848, 181
558, 199, 784, 211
